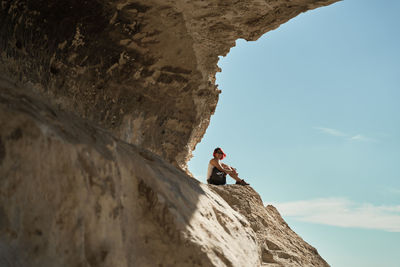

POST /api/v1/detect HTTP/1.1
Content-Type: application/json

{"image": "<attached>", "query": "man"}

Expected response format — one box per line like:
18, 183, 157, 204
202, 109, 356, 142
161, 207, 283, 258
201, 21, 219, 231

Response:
206, 147, 249, 186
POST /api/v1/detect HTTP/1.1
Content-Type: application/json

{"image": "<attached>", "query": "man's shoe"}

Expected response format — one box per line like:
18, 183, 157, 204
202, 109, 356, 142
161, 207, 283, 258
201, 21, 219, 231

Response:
236, 179, 250, 186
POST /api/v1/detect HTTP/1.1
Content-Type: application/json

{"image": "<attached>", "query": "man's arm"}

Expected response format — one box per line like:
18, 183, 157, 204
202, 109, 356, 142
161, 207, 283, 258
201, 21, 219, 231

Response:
210, 159, 233, 174
221, 163, 236, 172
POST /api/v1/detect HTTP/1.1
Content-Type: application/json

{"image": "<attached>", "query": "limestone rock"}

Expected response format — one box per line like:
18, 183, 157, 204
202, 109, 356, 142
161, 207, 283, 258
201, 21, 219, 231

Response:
210, 185, 329, 266
0, 79, 260, 267
0, 0, 339, 169
0, 76, 329, 267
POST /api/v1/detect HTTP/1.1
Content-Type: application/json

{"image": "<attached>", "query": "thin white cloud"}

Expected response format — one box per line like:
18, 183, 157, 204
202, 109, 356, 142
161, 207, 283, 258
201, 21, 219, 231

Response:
314, 127, 347, 137
270, 198, 400, 232
314, 127, 377, 142
350, 134, 376, 142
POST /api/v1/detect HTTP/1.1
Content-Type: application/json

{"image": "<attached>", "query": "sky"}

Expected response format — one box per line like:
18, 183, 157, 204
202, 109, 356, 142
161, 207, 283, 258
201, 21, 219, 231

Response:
188, 0, 400, 266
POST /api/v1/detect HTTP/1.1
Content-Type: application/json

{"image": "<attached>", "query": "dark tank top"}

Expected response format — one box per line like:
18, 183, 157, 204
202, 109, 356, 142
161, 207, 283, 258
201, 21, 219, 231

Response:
207, 167, 227, 185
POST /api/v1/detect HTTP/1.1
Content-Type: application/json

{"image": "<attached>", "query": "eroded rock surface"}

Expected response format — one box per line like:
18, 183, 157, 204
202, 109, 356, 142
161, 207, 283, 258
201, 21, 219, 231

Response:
211, 185, 329, 266
0, 79, 260, 267
1, 0, 338, 168
0, 77, 330, 266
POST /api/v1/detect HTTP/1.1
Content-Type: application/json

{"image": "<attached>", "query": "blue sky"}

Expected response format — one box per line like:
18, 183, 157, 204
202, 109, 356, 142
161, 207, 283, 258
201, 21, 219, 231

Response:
188, 0, 400, 266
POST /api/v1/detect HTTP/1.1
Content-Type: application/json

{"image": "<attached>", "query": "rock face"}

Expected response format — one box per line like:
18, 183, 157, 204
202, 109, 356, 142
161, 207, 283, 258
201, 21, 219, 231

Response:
0, 0, 339, 266
211, 186, 329, 266
0, 80, 328, 267
0, 0, 338, 168
1, 80, 261, 267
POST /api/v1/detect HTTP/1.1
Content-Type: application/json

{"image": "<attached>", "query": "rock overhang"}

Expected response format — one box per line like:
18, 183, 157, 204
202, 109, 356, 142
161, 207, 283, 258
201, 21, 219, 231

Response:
0, 0, 340, 169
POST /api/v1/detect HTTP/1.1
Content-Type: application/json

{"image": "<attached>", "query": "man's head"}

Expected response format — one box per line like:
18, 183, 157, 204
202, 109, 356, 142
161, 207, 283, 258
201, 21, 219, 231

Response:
213, 147, 226, 160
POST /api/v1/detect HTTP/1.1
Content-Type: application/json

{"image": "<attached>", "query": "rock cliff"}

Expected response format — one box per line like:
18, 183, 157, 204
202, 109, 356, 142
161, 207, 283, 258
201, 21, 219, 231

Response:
211, 186, 329, 266
0, 0, 338, 266
0, 79, 328, 266
1, 0, 338, 168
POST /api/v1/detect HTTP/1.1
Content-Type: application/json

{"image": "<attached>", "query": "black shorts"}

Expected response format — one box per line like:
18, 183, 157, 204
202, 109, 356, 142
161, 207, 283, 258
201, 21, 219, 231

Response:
207, 168, 226, 185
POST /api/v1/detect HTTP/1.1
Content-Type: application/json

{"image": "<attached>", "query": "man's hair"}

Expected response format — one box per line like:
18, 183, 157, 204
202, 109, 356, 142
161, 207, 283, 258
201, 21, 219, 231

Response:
213, 147, 226, 159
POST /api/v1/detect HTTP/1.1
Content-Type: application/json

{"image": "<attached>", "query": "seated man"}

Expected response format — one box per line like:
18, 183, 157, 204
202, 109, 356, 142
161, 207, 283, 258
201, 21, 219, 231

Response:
206, 147, 249, 186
